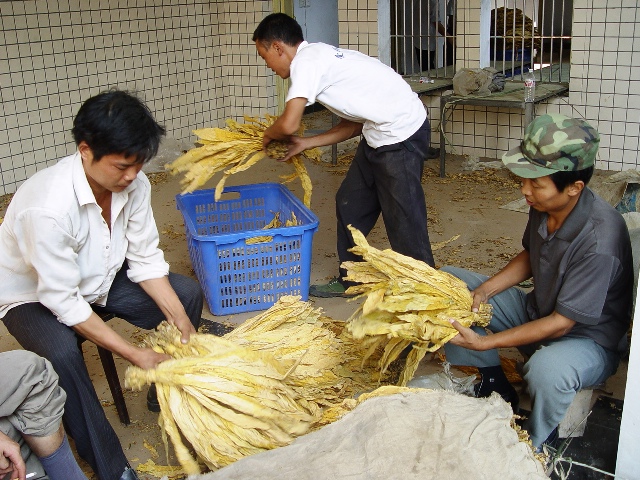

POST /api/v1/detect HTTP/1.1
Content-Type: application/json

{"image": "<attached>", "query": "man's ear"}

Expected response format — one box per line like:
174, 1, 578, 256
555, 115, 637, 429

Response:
567, 180, 585, 197
271, 41, 284, 55
78, 141, 92, 161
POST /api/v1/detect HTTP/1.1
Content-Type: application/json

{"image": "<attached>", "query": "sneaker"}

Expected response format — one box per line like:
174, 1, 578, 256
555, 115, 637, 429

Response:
147, 384, 160, 413
309, 278, 349, 298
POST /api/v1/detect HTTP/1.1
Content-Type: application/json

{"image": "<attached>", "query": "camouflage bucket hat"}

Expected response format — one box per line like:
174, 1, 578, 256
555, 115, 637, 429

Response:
502, 113, 600, 178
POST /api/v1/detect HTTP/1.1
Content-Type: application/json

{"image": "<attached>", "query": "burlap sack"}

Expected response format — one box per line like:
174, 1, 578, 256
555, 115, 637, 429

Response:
453, 67, 505, 96
196, 389, 547, 480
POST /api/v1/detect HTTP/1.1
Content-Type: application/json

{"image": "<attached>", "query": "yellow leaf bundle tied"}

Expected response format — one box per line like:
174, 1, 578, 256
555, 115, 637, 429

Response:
223, 296, 386, 415
343, 225, 492, 385
125, 323, 318, 474
124, 296, 392, 474
165, 114, 321, 207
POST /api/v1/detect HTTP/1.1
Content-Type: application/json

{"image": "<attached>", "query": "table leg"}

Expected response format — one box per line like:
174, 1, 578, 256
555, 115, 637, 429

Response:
331, 113, 338, 166
439, 95, 449, 178
524, 102, 535, 129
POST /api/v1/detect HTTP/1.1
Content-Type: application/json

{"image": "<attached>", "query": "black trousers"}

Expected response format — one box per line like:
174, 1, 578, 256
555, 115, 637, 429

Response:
415, 47, 437, 71
2, 268, 203, 480
336, 117, 435, 283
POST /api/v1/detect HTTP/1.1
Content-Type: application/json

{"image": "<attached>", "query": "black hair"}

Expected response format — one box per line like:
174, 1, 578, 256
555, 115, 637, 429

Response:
71, 89, 165, 164
549, 165, 594, 192
252, 13, 304, 48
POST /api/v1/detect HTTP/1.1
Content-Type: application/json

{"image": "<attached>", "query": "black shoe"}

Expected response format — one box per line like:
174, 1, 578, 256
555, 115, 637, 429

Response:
397, 344, 413, 362
474, 380, 520, 414
147, 384, 160, 413
120, 465, 140, 480
425, 146, 441, 159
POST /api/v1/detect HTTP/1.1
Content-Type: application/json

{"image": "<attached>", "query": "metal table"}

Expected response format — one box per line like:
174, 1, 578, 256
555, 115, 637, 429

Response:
403, 64, 455, 97
405, 76, 454, 96
438, 81, 569, 177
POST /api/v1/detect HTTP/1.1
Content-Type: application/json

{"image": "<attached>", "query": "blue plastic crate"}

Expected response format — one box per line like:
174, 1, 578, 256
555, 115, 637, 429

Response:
176, 183, 319, 315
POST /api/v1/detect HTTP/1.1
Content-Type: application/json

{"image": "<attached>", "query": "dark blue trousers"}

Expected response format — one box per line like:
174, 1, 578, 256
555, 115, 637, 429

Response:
336, 117, 435, 282
2, 268, 203, 480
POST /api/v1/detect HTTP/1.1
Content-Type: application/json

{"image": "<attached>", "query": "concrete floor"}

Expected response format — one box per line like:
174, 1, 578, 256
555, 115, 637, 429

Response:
0, 110, 629, 479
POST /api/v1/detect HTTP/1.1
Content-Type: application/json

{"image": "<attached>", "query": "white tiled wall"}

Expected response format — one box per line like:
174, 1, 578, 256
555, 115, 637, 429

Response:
424, 0, 640, 171
338, 0, 379, 57
218, 3, 276, 117
2, 0, 638, 194
568, 0, 640, 171
0, 0, 272, 195
455, 0, 482, 67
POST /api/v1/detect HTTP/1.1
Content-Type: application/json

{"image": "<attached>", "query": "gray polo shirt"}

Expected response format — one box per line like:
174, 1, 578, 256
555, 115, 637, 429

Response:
523, 187, 633, 352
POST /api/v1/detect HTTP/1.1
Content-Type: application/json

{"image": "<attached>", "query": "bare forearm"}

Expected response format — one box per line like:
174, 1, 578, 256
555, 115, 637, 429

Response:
73, 313, 139, 363
139, 276, 197, 344
449, 312, 576, 351
480, 313, 576, 350
469, 250, 531, 311
482, 250, 532, 298
303, 119, 363, 148
73, 312, 170, 369
263, 97, 307, 142
264, 117, 299, 141
138, 276, 188, 324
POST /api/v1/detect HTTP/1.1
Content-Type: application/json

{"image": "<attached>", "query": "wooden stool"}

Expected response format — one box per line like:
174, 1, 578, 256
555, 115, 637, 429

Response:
77, 312, 130, 425
558, 385, 603, 438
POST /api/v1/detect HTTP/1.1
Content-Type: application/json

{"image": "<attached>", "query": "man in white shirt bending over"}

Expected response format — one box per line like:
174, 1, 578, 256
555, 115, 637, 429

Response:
253, 13, 435, 298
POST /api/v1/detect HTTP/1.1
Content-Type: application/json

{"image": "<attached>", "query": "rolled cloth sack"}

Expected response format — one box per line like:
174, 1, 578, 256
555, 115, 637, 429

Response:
200, 388, 548, 480
453, 67, 506, 96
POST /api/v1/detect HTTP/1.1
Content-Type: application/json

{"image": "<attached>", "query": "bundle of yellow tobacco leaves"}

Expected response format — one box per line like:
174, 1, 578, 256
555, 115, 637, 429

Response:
165, 115, 321, 207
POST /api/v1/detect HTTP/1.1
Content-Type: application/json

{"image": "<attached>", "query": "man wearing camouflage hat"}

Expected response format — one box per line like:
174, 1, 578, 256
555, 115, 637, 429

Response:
441, 113, 633, 451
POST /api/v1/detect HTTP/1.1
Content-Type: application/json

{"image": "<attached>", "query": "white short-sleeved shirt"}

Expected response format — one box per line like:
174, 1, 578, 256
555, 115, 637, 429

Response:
0, 153, 169, 326
286, 42, 427, 148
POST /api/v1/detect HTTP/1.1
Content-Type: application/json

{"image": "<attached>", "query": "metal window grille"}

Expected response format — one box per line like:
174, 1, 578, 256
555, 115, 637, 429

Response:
390, 0, 457, 78
491, 0, 571, 83
388, 0, 570, 83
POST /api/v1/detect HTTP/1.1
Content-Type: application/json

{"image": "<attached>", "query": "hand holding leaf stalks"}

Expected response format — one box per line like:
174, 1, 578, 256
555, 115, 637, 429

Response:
343, 225, 493, 385
165, 114, 322, 207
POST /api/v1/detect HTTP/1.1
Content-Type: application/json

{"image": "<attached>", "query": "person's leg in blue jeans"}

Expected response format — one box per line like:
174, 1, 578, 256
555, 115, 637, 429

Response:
440, 265, 621, 448
522, 337, 619, 448
441, 265, 528, 411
